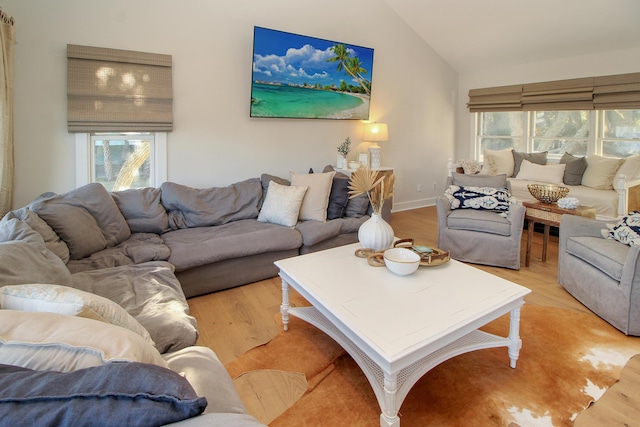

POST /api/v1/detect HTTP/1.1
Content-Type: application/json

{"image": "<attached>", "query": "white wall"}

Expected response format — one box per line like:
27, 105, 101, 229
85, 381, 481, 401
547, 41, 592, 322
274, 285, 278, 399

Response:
5, 0, 457, 210
456, 47, 640, 160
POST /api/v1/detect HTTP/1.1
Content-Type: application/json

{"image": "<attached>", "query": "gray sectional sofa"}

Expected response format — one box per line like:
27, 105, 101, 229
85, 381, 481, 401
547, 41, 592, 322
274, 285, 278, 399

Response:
0, 168, 378, 425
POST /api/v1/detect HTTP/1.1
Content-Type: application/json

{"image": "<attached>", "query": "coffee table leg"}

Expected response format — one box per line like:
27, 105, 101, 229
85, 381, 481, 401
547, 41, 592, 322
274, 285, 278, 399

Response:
380, 373, 400, 427
280, 277, 290, 332
507, 307, 523, 368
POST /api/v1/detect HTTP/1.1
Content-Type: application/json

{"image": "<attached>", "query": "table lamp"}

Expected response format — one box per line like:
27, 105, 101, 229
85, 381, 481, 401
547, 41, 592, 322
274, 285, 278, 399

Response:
363, 123, 388, 169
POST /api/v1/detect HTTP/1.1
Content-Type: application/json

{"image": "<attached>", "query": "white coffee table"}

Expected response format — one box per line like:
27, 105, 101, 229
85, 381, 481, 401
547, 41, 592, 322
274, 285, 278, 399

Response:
275, 243, 531, 427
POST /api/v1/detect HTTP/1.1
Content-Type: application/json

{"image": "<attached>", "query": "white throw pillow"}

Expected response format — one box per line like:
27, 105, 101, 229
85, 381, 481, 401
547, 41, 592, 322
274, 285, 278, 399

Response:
613, 155, 640, 191
515, 160, 566, 185
0, 310, 167, 373
257, 181, 308, 227
0, 284, 154, 347
290, 171, 336, 222
582, 155, 625, 190
480, 148, 514, 177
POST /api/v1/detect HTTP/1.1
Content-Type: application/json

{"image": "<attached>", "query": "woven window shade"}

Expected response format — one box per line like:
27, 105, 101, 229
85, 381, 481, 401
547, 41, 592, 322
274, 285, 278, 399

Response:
468, 73, 640, 112
593, 72, 640, 109
467, 85, 522, 112
521, 77, 594, 111
67, 44, 173, 132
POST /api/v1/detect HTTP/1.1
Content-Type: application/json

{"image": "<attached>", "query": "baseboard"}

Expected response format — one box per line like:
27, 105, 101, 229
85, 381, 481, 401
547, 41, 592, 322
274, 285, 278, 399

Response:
392, 197, 436, 212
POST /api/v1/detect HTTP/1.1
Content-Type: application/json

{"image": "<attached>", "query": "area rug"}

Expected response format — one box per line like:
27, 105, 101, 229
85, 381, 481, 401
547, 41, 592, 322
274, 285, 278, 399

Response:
226, 300, 640, 426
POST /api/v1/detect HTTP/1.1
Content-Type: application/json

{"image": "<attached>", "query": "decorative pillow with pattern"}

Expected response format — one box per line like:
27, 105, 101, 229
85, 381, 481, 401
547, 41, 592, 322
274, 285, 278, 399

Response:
445, 185, 511, 212
602, 211, 640, 246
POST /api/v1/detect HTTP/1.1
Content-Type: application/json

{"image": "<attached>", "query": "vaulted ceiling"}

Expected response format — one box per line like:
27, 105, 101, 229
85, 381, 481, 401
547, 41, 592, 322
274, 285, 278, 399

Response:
384, 0, 640, 73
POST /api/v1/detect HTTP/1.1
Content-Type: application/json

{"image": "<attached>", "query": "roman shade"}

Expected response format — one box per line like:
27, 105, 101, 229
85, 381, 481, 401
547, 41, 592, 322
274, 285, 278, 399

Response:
593, 72, 640, 110
67, 44, 173, 132
467, 85, 522, 112
468, 72, 640, 112
521, 77, 594, 111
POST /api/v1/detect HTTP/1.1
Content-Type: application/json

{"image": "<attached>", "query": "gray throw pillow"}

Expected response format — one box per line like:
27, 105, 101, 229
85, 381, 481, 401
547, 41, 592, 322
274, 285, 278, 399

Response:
452, 172, 508, 189
0, 362, 207, 427
560, 152, 588, 185
30, 183, 131, 259
112, 187, 169, 234
0, 217, 72, 286
161, 179, 263, 230
513, 151, 548, 177
327, 176, 350, 220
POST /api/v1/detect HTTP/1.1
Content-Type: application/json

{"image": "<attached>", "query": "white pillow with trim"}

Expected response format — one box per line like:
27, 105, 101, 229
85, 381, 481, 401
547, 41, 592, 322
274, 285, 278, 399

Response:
257, 181, 307, 227
0, 310, 167, 373
290, 171, 336, 222
0, 283, 154, 347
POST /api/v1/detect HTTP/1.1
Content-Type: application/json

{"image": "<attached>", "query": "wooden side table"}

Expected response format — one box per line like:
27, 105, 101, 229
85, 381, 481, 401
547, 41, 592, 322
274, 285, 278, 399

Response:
523, 201, 596, 267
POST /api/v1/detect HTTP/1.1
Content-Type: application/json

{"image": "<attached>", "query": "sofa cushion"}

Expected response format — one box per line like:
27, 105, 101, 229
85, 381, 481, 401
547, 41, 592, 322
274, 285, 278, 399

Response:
163, 219, 303, 271
290, 171, 336, 222
66, 232, 171, 274
513, 151, 547, 177
452, 171, 508, 188
30, 183, 131, 259
161, 179, 263, 230
295, 219, 343, 246
112, 187, 170, 234
0, 310, 167, 372
0, 362, 207, 427
560, 152, 588, 186
0, 284, 154, 347
566, 236, 628, 281
582, 155, 625, 190
257, 181, 308, 227
0, 217, 72, 286
446, 209, 512, 236
71, 261, 198, 354
515, 160, 566, 185
9, 207, 70, 263
444, 185, 510, 213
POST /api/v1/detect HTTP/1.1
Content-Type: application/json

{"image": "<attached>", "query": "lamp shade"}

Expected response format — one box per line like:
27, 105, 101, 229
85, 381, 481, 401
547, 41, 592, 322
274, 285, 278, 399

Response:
363, 123, 389, 142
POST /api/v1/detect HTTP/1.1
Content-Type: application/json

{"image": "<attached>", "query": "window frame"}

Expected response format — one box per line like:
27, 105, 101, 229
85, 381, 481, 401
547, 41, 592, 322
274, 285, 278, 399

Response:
75, 132, 167, 189
473, 110, 640, 162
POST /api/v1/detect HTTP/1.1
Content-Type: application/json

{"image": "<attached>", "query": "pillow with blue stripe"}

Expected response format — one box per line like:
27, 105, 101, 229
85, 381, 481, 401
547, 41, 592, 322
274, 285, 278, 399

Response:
445, 185, 510, 212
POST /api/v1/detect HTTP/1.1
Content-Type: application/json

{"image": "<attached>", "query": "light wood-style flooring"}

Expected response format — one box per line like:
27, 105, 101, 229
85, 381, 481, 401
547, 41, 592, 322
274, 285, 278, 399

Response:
188, 206, 590, 366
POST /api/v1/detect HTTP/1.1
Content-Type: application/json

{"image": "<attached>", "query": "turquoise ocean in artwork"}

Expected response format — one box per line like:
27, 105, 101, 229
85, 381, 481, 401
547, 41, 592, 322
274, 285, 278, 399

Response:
250, 83, 367, 119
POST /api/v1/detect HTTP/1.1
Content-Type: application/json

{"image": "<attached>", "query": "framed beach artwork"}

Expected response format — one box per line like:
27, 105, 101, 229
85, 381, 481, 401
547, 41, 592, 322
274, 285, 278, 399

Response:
250, 26, 374, 120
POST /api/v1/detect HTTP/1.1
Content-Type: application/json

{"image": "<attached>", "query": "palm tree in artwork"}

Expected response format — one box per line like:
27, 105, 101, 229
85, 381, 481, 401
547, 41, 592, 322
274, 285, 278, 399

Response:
327, 44, 371, 95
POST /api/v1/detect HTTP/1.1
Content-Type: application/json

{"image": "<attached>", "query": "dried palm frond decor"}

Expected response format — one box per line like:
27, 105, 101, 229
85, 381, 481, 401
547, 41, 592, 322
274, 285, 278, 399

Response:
347, 166, 395, 216
348, 166, 395, 251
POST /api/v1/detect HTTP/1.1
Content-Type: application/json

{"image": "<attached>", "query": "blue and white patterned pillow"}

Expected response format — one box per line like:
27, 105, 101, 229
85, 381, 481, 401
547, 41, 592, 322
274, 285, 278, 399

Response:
445, 185, 511, 212
602, 211, 640, 246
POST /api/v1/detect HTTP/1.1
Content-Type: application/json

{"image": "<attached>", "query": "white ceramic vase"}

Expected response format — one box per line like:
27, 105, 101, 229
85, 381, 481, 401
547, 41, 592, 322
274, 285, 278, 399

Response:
358, 212, 394, 251
337, 154, 346, 169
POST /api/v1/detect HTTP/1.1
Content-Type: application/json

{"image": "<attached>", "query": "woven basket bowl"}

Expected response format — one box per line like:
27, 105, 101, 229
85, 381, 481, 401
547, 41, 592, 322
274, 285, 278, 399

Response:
527, 184, 570, 204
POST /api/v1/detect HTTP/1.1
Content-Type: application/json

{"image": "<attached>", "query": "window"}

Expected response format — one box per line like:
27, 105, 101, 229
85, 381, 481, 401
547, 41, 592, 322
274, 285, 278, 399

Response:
477, 111, 524, 154
531, 111, 590, 156
601, 110, 640, 158
75, 132, 167, 190
475, 109, 640, 161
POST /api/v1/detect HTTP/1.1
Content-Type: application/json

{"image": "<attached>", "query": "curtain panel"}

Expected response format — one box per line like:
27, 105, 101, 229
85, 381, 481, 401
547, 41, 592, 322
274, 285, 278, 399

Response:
0, 8, 15, 217
67, 44, 173, 132
468, 72, 640, 112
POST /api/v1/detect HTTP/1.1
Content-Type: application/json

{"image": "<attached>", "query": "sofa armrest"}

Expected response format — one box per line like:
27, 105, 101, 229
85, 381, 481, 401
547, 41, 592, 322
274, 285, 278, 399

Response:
163, 346, 247, 415
507, 204, 526, 236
